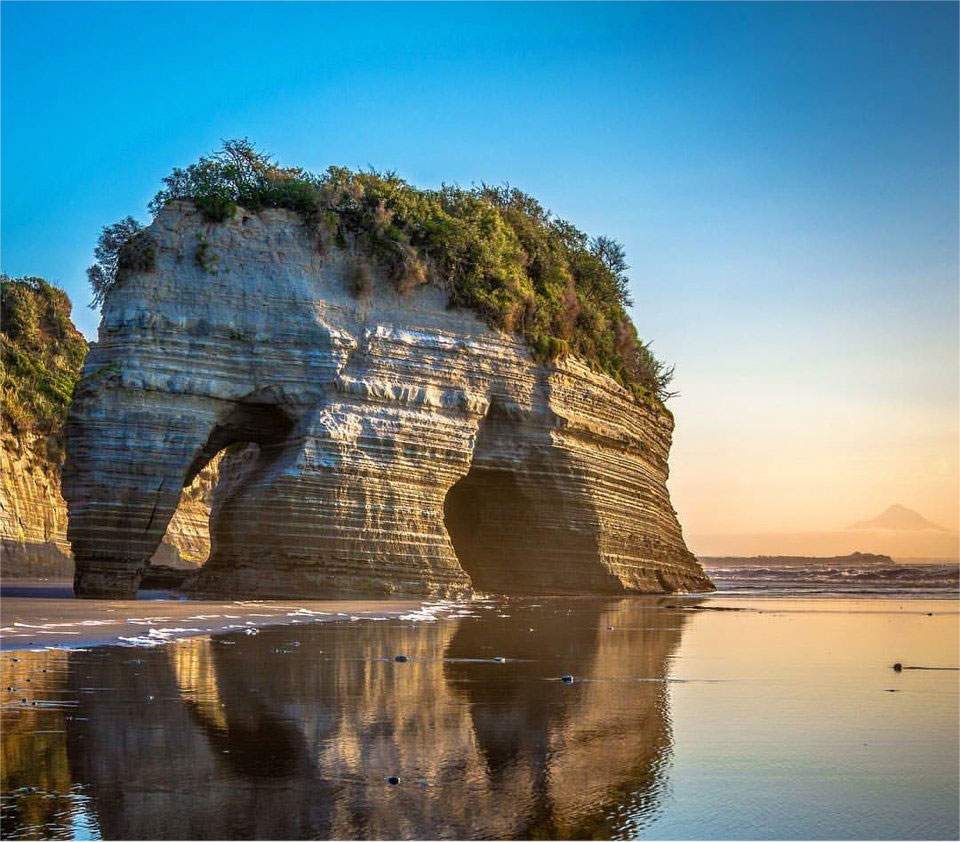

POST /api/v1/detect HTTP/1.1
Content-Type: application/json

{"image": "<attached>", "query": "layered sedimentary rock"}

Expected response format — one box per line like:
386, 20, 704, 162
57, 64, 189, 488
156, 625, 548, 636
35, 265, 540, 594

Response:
0, 433, 72, 576
147, 455, 221, 568
63, 202, 712, 598
0, 432, 218, 576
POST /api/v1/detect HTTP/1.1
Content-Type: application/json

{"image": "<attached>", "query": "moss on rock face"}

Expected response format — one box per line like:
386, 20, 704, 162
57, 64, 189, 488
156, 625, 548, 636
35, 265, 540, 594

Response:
128, 140, 675, 406
1, 276, 88, 454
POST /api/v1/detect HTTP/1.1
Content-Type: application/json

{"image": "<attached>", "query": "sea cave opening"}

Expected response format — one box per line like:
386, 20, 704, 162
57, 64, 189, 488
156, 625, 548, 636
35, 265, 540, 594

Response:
443, 465, 533, 594
442, 403, 603, 595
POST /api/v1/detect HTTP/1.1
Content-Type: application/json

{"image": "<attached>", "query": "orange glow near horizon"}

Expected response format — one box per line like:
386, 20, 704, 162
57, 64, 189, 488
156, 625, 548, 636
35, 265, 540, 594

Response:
666, 357, 959, 558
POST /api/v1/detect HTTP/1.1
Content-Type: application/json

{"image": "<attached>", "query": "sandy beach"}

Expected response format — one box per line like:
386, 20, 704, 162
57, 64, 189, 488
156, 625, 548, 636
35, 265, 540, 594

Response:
0, 579, 434, 650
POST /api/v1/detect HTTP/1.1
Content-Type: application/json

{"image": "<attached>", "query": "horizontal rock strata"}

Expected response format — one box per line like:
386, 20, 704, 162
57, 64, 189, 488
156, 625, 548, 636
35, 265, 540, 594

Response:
1, 432, 217, 578
63, 202, 712, 598
1, 433, 72, 576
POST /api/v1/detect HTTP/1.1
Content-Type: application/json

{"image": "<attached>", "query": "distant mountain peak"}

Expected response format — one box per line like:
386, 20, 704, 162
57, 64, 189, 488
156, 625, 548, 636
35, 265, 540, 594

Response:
849, 504, 948, 532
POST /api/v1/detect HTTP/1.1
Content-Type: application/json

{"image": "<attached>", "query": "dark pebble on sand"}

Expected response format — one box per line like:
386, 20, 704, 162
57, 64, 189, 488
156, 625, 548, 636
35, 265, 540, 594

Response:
394, 655, 408, 663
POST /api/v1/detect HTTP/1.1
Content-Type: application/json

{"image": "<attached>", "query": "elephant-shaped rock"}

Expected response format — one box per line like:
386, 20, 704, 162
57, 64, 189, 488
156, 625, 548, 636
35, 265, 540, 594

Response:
63, 202, 713, 598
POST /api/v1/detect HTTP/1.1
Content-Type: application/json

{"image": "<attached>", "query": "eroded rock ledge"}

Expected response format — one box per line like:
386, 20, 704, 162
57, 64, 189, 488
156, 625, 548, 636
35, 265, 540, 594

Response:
63, 203, 712, 598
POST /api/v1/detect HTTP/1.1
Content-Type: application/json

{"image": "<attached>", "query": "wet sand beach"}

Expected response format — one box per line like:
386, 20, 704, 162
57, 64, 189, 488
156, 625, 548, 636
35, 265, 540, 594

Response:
0, 579, 426, 650
1, 591, 957, 840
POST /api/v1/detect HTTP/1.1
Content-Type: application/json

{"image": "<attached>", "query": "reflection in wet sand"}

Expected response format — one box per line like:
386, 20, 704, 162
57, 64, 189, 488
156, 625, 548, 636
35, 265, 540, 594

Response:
0, 650, 102, 840
1, 598, 689, 840
444, 600, 679, 837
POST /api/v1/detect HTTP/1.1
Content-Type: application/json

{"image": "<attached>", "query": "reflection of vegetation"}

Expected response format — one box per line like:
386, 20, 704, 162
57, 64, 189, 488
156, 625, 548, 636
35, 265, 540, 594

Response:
1, 276, 87, 456
0, 650, 83, 840
119, 139, 674, 405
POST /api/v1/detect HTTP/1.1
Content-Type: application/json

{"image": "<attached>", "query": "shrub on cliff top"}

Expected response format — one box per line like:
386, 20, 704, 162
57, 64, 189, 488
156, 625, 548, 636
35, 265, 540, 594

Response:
101, 139, 675, 405
87, 217, 156, 308
1, 275, 88, 446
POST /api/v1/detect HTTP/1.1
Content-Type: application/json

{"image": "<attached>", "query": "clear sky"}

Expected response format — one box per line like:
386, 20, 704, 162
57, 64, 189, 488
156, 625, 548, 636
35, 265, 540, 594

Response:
3, 2, 957, 545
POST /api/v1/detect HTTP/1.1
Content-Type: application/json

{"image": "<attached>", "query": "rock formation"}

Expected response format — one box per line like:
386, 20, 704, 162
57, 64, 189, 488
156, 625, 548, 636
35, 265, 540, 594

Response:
0, 274, 218, 577
63, 202, 712, 598
0, 432, 219, 577
0, 433, 73, 576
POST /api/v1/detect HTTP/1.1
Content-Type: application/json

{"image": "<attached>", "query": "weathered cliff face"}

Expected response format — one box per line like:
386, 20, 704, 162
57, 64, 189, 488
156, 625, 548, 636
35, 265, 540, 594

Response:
0, 432, 218, 577
0, 274, 220, 577
0, 434, 72, 576
63, 202, 712, 598
147, 455, 221, 568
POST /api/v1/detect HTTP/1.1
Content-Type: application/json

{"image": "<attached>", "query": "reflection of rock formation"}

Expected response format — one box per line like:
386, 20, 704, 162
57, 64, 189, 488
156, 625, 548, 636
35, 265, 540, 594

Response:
5, 601, 690, 839
444, 599, 682, 837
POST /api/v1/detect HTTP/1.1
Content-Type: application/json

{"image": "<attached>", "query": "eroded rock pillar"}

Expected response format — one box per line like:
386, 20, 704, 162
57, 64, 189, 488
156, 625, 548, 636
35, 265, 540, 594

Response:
63, 386, 221, 598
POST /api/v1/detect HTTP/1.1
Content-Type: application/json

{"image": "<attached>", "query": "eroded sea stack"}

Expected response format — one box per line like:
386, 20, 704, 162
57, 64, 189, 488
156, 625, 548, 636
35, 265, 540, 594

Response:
63, 200, 711, 599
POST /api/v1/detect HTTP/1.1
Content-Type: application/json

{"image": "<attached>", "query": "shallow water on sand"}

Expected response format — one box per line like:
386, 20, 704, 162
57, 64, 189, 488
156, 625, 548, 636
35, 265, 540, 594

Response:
1, 597, 957, 840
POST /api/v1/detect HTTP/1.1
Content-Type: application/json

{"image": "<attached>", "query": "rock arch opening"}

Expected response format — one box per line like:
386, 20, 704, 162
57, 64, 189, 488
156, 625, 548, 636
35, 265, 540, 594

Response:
183, 402, 295, 488
443, 402, 615, 595
145, 456, 224, 571
139, 403, 294, 591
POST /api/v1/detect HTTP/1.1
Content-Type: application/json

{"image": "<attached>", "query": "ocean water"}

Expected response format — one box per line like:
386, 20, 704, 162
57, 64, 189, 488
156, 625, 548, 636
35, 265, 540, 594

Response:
704, 561, 960, 598
1, 593, 957, 840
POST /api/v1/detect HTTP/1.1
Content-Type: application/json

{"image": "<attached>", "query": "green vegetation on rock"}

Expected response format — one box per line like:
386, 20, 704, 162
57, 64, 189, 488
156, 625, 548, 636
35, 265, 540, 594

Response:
87, 217, 156, 308
1, 276, 88, 452
94, 139, 676, 405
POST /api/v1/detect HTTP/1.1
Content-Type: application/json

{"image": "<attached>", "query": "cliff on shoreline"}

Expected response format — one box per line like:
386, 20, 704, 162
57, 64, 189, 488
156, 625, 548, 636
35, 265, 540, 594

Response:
0, 434, 220, 578
63, 201, 711, 598
0, 276, 217, 577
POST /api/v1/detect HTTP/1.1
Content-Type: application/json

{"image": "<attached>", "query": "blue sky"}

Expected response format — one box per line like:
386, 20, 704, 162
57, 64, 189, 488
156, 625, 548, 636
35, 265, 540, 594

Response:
3, 2, 957, 539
